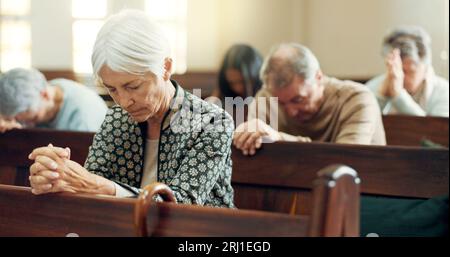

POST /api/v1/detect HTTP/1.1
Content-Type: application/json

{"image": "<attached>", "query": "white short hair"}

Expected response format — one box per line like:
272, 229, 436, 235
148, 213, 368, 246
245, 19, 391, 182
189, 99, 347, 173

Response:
0, 68, 47, 116
382, 26, 432, 65
91, 9, 171, 78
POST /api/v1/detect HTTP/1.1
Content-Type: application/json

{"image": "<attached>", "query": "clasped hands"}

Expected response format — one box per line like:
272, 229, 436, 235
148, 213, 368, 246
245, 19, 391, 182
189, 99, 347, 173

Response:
28, 144, 101, 195
380, 48, 405, 98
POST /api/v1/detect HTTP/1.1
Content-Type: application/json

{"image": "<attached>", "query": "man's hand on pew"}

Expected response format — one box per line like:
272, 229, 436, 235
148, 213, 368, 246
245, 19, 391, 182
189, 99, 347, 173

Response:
233, 118, 281, 156
28, 145, 115, 196
0, 117, 22, 133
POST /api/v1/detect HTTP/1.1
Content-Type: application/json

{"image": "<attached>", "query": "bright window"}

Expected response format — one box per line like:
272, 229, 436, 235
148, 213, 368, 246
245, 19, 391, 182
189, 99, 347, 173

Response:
0, 0, 29, 16
0, 0, 31, 72
72, 0, 107, 74
146, 0, 187, 74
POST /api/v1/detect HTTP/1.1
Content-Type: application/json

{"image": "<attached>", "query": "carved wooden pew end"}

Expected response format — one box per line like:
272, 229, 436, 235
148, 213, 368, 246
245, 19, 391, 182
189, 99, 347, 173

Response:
134, 165, 360, 237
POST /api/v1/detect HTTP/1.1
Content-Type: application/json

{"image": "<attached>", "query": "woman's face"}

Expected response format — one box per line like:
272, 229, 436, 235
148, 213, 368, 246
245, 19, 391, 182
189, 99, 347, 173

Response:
402, 57, 427, 94
99, 65, 168, 123
225, 69, 246, 97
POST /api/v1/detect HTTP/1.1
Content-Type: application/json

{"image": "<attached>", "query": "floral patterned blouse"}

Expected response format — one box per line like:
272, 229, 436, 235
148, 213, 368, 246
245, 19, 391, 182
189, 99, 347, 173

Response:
84, 81, 235, 208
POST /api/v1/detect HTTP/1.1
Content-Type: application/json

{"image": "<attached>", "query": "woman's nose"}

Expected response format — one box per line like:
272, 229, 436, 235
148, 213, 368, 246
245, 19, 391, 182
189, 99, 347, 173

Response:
117, 91, 134, 108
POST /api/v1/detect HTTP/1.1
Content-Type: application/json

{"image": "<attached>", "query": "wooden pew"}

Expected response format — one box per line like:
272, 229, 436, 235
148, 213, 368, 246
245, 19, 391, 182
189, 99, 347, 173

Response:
383, 115, 449, 147
1, 129, 448, 216
0, 184, 136, 236
0, 128, 94, 186
232, 141, 448, 214
0, 165, 360, 237
135, 165, 360, 237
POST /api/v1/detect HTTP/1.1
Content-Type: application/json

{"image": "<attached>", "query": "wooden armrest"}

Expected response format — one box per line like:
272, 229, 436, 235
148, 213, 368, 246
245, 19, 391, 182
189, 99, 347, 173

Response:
134, 182, 177, 236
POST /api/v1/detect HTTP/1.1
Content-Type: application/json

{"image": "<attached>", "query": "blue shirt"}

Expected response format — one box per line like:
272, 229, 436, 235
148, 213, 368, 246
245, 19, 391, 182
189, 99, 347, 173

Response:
38, 79, 108, 132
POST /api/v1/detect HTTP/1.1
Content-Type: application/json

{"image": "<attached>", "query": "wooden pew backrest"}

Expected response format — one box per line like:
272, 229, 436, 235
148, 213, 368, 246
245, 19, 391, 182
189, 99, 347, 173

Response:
383, 115, 449, 147
136, 165, 360, 237
1, 129, 448, 216
0, 184, 136, 236
0, 128, 94, 186
231, 142, 448, 214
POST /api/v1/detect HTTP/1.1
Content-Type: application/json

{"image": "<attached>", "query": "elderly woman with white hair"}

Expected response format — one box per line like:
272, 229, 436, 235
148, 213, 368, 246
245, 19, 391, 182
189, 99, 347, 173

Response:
26, 10, 235, 208
0, 68, 107, 132
366, 26, 449, 117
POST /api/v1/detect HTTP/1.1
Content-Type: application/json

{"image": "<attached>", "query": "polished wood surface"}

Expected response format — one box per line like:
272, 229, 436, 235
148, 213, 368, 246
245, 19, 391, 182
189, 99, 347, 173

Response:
1, 128, 448, 216
231, 141, 448, 199
383, 115, 449, 147
0, 184, 136, 237
135, 165, 360, 237
0, 164, 359, 237
135, 182, 177, 237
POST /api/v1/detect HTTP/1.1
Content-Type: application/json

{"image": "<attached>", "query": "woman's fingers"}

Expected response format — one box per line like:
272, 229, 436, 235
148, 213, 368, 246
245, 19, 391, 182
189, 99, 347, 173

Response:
29, 145, 69, 160
34, 155, 59, 171
29, 162, 59, 177
29, 174, 53, 185
30, 182, 52, 195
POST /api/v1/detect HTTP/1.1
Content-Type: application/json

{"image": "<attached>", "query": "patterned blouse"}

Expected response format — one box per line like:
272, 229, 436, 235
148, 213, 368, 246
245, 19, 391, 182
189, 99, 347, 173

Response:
84, 81, 235, 208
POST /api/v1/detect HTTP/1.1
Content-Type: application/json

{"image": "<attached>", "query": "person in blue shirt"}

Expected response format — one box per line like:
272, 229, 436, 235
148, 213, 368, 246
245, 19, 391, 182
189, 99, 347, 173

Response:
0, 68, 108, 132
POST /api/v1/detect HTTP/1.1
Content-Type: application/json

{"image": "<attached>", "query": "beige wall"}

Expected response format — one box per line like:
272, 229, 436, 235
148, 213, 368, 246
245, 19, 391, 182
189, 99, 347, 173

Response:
28, 0, 449, 79
187, 0, 449, 79
186, 0, 221, 71
305, 0, 449, 79
187, 0, 307, 71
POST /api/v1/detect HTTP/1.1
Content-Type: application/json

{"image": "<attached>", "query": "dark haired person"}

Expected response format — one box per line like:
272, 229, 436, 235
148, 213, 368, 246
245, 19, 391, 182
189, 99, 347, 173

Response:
209, 44, 263, 125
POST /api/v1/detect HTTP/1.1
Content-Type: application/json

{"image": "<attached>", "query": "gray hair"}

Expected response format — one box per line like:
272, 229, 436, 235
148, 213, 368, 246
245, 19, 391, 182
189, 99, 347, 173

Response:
382, 26, 432, 65
91, 9, 171, 79
260, 43, 321, 90
0, 68, 47, 117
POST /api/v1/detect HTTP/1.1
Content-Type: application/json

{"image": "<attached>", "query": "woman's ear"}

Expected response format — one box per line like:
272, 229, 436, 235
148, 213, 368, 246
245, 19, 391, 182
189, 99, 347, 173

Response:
163, 58, 173, 81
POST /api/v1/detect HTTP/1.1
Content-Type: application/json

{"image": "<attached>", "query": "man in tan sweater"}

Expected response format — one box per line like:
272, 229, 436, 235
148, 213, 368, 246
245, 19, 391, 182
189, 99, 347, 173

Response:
233, 43, 386, 155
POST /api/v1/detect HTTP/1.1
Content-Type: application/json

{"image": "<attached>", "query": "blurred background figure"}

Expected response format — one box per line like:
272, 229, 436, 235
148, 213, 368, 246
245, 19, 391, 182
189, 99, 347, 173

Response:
210, 44, 263, 125
0, 68, 107, 133
214, 44, 263, 100
366, 26, 449, 117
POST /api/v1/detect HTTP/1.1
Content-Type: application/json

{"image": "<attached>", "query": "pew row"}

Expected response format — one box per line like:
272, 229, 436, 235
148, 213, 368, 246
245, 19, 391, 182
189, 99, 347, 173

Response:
0, 129, 94, 186
0, 184, 136, 236
232, 141, 448, 214
1, 129, 448, 215
383, 115, 449, 147
0, 165, 360, 237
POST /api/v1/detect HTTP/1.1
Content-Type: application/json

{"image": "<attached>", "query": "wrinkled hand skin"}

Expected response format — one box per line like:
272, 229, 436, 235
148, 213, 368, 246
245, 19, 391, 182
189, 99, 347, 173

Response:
233, 118, 281, 156
28, 144, 111, 195
0, 118, 22, 133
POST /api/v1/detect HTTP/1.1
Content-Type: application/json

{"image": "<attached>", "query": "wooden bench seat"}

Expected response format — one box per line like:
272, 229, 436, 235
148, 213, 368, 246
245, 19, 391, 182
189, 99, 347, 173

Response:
0, 165, 360, 237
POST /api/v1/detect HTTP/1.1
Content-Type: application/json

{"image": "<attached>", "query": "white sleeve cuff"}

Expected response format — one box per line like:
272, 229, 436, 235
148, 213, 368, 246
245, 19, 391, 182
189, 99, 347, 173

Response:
114, 182, 135, 198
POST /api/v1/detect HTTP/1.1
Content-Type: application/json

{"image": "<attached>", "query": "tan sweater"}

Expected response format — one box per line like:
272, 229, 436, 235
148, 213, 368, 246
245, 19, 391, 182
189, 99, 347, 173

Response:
248, 77, 386, 145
